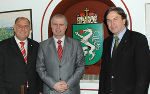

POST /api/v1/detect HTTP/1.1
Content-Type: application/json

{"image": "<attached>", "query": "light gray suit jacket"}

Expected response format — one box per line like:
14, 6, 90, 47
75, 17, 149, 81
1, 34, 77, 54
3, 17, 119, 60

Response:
36, 36, 85, 94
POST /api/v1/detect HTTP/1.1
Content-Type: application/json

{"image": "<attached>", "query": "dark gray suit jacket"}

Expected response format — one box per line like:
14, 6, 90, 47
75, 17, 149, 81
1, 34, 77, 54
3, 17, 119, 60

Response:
99, 30, 150, 94
36, 36, 85, 94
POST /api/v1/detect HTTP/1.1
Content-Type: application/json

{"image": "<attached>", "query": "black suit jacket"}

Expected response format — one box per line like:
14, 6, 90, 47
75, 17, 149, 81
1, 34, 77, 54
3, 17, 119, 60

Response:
0, 37, 42, 94
99, 29, 150, 94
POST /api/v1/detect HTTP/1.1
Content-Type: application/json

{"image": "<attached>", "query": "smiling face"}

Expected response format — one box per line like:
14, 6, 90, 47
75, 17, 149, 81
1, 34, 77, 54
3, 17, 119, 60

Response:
14, 18, 30, 41
51, 17, 67, 39
106, 11, 126, 35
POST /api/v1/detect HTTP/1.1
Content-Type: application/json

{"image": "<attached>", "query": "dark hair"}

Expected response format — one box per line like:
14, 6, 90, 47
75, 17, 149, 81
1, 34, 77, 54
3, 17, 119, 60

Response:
15, 17, 30, 25
104, 7, 128, 27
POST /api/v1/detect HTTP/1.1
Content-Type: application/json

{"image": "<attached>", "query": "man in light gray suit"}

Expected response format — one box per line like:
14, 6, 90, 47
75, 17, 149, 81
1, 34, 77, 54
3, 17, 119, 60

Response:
36, 14, 85, 94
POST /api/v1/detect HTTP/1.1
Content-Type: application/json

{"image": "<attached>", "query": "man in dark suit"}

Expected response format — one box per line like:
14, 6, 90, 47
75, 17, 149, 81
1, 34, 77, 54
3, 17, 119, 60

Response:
99, 7, 150, 94
0, 17, 42, 94
36, 14, 85, 94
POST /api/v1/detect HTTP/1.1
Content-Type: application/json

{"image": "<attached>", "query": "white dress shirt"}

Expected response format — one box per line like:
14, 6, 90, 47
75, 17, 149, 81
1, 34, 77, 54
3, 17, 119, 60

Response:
14, 36, 28, 55
53, 36, 65, 49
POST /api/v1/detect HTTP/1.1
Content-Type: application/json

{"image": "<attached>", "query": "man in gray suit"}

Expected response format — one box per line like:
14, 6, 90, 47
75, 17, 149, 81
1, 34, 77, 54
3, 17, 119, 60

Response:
36, 14, 85, 94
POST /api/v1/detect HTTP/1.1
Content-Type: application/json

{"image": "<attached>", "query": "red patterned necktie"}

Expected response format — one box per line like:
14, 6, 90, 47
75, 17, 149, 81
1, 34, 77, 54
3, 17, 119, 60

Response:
20, 42, 27, 64
57, 40, 63, 61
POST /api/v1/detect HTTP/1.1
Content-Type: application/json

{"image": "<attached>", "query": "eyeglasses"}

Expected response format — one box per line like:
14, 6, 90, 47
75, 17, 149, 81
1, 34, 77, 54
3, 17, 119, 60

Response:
16, 24, 30, 29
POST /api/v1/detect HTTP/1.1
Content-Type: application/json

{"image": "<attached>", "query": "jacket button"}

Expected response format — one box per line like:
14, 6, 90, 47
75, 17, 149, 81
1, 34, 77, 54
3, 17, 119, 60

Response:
111, 76, 114, 79
110, 89, 112, 93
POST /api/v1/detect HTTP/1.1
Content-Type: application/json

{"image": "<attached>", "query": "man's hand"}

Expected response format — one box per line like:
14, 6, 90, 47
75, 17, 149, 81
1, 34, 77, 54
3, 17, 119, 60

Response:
53, 81, 69, 93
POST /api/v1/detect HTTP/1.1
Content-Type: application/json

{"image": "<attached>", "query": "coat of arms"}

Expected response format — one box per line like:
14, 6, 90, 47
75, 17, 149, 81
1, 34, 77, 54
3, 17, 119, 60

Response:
73, 8, 103, 65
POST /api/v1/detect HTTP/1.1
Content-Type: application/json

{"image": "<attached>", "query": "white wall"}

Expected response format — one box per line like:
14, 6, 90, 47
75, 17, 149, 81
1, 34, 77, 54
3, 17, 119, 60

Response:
0, 0, 150, 42
0, 0, 150, 94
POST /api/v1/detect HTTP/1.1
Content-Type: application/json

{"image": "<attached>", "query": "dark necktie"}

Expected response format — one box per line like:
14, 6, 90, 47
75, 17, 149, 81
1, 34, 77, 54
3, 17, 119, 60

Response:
112, 36, 119, 56
57, 40, 63, 61
20, 42, 27, 64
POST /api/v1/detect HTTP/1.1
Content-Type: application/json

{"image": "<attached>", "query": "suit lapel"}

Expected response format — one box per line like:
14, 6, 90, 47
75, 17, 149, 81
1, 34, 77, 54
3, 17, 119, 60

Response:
113, 30, 130, 58
61, 37, 71, 63
49, 38, 60, 63
50, 37, 71, 63
26, 39, 33, 68
10, 37, 25, 63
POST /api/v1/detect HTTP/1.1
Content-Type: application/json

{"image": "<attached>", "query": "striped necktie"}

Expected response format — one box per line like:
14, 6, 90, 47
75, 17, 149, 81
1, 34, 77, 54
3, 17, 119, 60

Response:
57, 40, 63, 61
20, 42, 27, 64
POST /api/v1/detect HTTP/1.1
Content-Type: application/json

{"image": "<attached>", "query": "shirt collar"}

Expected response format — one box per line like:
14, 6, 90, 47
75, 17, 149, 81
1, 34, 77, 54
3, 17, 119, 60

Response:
53, 35, 65, 43
113, 28, 127, 42
14, 36, 27, 45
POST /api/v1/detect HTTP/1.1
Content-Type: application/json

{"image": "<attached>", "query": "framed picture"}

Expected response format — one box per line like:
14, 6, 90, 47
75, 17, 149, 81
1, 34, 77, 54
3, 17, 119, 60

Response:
0, 9, 32, 41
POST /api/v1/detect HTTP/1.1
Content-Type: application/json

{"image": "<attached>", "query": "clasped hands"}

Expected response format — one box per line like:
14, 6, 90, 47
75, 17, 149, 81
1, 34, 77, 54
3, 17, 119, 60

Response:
53, 81, 69, 93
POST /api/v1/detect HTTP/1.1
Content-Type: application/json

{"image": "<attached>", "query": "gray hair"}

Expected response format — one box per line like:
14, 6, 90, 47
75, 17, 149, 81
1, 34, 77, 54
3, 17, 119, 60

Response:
51, 14, 68, 26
